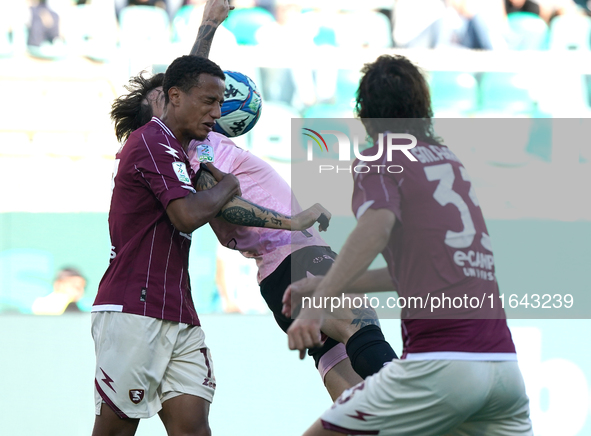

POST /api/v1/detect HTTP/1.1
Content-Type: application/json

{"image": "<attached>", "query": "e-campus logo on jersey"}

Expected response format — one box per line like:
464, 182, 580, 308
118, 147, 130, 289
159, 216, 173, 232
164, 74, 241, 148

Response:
302, 129, 418, 174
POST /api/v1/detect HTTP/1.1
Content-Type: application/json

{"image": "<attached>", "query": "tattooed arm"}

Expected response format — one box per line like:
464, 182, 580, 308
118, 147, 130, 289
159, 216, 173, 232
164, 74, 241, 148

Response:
220, 196, 293, 229
350, 307, 380, 328
219, 197, 331, 232
189, 0, 234, 58
196, 166, 330, 231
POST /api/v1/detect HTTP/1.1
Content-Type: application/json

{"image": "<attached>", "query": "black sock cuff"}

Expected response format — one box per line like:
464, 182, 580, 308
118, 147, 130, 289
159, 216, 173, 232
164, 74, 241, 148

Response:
346, 324, 384, 355
309, 337, 341, 369
345, 324, 397, 379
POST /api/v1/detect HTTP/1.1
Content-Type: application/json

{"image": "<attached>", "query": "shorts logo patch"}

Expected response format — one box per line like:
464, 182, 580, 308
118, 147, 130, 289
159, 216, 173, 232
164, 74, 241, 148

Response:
334, 382, 366, 407
100, 368, 116, 393
129, 389, 144, 404
312, 255, 333, 264
202, 377, 217, 389
346, 410, 375, 421
172, 162, 191, 184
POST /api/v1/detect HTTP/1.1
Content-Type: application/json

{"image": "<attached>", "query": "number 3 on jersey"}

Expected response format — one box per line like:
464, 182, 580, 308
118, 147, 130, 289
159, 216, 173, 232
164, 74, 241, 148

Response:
424, 163, 480, 249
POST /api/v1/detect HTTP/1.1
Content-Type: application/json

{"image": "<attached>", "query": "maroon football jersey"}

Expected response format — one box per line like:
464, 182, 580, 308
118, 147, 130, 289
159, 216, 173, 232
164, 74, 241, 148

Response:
94, 118, 200, 325
351, 138, 516, 358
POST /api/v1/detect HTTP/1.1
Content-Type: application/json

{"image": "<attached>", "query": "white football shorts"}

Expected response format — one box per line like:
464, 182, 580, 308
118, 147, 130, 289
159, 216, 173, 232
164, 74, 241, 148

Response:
92, 312, 215, 419
320, 359, 533, 436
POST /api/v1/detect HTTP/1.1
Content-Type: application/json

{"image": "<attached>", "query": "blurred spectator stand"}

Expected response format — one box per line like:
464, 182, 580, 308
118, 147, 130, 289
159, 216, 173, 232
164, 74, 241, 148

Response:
119, 4, 171, 73
507, 11, 549, 49
27, 0, 67, 60
224, 5, 275, 45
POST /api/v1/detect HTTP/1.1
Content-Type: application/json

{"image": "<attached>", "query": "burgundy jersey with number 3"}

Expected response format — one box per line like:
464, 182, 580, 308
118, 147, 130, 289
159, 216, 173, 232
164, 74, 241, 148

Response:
351, 138, 515, 359
94, 118, 200, 326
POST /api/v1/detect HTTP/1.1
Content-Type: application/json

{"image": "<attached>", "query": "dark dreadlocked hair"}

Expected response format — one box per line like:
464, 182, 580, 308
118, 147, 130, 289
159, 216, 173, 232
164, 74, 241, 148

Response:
110, 72, 164, 143
163, 55, 225, 105
355, 55, 441, 144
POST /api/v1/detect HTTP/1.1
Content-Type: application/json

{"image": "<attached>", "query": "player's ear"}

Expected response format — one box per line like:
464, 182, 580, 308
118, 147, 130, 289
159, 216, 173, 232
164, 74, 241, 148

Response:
168, 86, 182, 107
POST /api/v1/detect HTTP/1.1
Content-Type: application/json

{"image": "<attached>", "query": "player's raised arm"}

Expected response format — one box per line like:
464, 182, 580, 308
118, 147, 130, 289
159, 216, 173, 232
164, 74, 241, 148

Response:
196, 164, 331, 231
190, 0, 234, 58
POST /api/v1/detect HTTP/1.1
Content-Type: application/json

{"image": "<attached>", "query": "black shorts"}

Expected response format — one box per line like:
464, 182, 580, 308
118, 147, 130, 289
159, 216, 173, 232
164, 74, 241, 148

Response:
259, 246, 339, 365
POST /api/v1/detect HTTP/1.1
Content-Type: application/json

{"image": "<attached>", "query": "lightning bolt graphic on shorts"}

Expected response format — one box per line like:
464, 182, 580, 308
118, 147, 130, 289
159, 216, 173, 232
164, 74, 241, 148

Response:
346, 410, 375, 421
159, 142, 180, 159
100, 368, 116, 393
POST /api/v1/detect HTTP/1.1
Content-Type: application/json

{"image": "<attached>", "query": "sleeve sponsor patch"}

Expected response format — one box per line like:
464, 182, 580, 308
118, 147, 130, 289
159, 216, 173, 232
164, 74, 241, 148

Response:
172, 162, 191, 184
197, 144, 214, 163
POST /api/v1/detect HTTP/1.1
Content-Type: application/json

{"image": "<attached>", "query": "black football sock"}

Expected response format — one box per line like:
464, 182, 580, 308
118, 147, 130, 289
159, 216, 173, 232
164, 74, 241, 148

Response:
345, 324, 398, 379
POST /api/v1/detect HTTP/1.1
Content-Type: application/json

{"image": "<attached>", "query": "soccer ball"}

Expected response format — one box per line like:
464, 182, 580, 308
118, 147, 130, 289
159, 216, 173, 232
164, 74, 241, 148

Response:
213, 71, 262, 137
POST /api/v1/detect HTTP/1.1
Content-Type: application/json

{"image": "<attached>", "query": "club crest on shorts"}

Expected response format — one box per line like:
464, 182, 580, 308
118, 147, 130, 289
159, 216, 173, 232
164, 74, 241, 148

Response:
172, 162, 191, 184
202, 377, 217, 389
129, 389, 144, 404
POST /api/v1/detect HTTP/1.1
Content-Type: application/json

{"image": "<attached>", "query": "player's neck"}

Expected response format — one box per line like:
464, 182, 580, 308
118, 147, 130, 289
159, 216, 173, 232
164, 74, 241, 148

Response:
160, 113, 190, 151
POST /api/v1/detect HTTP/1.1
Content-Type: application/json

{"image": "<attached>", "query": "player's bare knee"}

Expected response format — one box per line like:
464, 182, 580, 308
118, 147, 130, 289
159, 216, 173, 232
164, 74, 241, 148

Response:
321, 318, 355, 344
322, 306, 380, 343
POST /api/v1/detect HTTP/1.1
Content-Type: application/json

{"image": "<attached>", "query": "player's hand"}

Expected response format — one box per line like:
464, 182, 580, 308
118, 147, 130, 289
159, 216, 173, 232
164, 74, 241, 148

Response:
204, 162, 224, 182
287, 314, 323, 360
282, 276, 324, 318
206, 163, 241, 196
291, 203, 331, 232
202, 0, 234, 26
